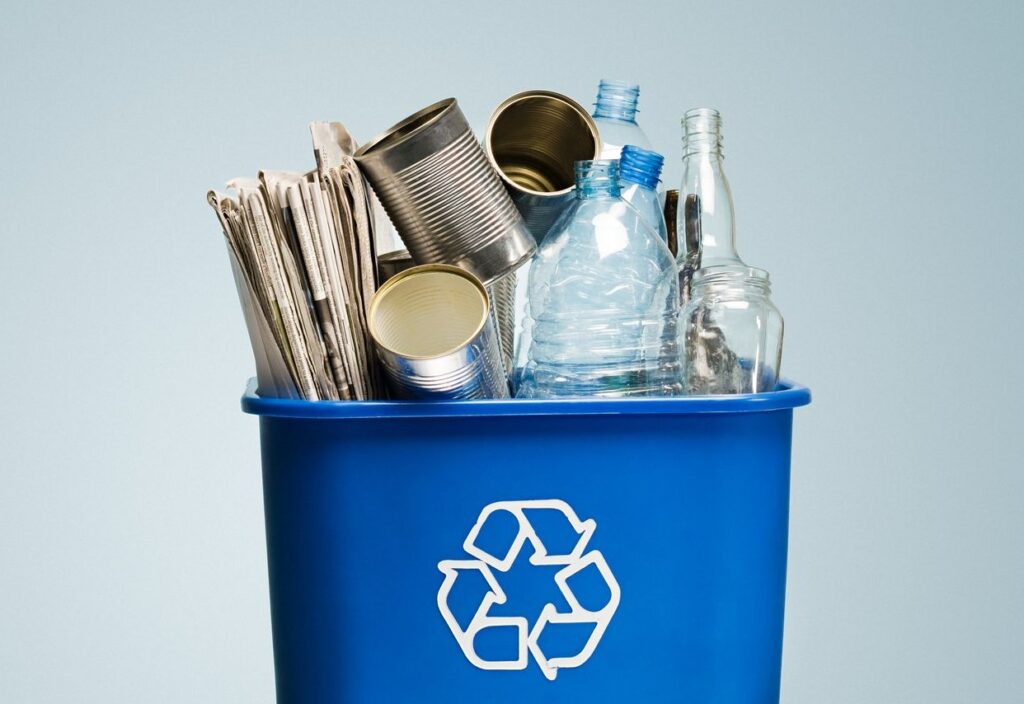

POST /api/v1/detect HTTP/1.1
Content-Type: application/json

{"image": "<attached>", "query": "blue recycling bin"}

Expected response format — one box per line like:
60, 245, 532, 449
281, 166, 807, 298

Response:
242, 380, 811, 703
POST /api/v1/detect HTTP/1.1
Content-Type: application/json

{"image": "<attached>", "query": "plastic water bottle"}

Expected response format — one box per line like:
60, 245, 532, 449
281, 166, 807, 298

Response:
619, 145, 668, 243
510, 148, 667, 394
592, 80, 652, 159
516, 160, 682, 399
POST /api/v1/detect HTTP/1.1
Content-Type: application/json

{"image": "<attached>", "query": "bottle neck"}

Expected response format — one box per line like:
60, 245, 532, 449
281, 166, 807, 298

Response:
682, 108, 724, 158
679, 108, 741, 267
593, 80, 640, 123
575, 159, 621, 198
619, 145, 663, 191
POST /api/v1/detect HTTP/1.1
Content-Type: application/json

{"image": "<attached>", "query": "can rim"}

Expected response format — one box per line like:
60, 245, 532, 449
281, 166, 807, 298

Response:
354, 98, 456, 161
377, 249, 413, 263
242, 378, 812, 418
484, 90, 602, 198
367, 263, 491, 361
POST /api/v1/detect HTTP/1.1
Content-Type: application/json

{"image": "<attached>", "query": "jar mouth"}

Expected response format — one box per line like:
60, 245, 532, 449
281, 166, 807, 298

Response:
692, 265, 771, 288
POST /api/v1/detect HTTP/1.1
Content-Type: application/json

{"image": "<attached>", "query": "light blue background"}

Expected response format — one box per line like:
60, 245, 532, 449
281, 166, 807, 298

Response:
1, 1, 1021, 701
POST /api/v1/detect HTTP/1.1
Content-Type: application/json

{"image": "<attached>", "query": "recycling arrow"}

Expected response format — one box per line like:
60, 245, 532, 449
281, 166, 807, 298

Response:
437, 499, 620, 680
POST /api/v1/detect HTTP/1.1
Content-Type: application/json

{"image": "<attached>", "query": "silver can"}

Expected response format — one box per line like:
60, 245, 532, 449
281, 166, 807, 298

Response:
355, 99, 535, 286
377, 249, 416, 283
486, 271, 517, 375
368, 264, 509, 400
484, 90, 602, 240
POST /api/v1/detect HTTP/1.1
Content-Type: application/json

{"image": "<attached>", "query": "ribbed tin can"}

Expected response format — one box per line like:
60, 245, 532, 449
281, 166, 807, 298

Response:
354, 99, 535, 287
486, 271, 517, 374
377, 249, 415, 283
484, 90, 601, 240
368, 264, 509, 400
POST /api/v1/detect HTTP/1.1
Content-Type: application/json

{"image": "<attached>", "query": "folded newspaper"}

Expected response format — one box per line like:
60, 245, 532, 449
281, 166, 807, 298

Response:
207, 122, 384, 400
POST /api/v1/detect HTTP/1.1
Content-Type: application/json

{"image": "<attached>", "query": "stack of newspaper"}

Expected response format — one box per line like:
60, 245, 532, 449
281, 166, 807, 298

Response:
207, 122, 383, 400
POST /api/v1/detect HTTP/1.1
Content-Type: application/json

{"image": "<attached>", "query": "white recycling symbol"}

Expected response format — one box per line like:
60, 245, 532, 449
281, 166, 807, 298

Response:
437, 499, 620, 681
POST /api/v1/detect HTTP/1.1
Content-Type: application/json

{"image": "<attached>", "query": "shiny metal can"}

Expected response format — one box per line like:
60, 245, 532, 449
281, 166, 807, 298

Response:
368, 264, 509, 400
355, 99, 535, 286
484, 90, 602, 240
486, 271, 517, 374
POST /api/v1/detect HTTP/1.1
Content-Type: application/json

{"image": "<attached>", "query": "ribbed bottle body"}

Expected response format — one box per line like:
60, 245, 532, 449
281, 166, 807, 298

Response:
517, 161, 681, 399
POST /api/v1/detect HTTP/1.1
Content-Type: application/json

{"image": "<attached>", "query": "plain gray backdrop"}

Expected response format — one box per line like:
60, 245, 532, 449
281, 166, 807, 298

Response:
1, 0, 1021, 701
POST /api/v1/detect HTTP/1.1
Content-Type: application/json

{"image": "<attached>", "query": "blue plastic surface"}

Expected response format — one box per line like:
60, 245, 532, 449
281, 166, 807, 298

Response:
243, 381, 810, 703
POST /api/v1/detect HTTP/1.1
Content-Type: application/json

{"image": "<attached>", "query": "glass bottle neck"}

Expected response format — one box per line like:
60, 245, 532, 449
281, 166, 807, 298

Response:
681, 151, 738, 265
593, 80, 640, 123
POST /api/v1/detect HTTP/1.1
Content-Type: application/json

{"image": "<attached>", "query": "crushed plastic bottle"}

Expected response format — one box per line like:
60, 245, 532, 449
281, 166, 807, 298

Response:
619, 145, 668, 243
516, 159, 682, 399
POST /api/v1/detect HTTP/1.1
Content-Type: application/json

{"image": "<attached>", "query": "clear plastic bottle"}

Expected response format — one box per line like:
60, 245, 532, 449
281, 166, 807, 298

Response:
619, 145, 668, 243
516, 160, 681, 399
681, 266, 783, 394
592, 80, 652, 159
509, 207, 575, 394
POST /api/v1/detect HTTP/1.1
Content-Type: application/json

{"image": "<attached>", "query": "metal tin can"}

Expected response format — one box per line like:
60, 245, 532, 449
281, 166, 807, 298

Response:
377, 249, 416, 283
484, 90, 602, 240
486, 271, 517, 374
355, 99, 535, 286
368, 264, 509, 400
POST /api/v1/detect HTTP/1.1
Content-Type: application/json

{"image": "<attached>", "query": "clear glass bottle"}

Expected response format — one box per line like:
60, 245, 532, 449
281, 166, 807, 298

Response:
619, 145, 668, 243
677, 108, 746, 273
516, 160, 681, 399
592, 80, 652, 159
681, 266, 783, 395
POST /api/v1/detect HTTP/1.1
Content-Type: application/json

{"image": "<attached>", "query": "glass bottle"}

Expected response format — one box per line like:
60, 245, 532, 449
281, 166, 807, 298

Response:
619, 145, 668, 243
516, 160, 681, 399
592, 80, 652, 159
677, 108, 746, 272
681, 266, 783, 395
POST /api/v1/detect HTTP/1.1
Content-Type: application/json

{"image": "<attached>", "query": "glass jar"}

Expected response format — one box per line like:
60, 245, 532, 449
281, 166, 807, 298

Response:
681, 266, 783, 395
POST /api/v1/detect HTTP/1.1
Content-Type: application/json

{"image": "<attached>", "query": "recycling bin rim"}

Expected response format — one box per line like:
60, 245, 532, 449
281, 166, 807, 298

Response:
241, 378, 810, 420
